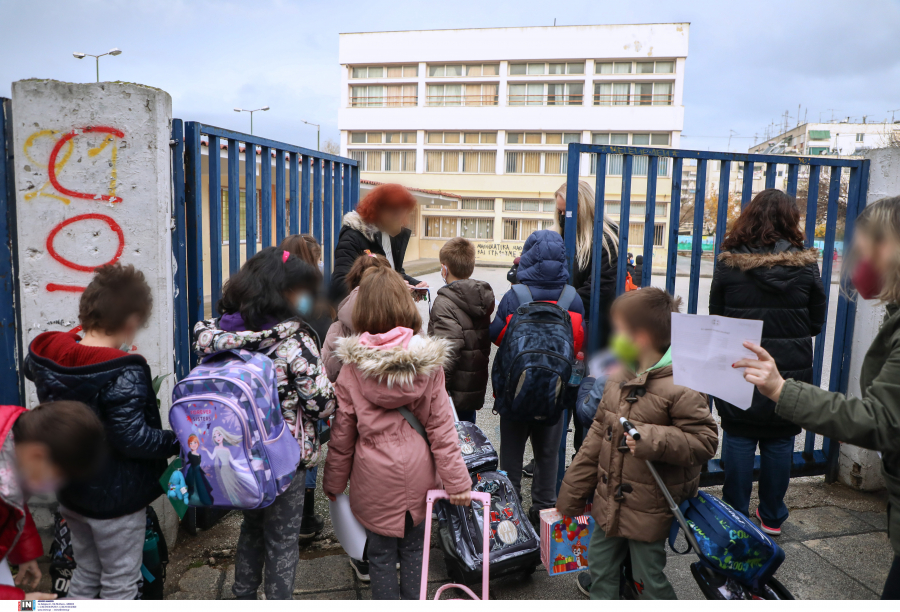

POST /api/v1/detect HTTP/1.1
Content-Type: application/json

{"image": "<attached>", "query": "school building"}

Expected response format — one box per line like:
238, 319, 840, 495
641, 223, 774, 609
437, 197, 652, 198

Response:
337, 23, 690, 264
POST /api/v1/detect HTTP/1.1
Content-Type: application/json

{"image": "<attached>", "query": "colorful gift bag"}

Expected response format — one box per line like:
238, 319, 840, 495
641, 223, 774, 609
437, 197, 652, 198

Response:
540, 508, 594, 576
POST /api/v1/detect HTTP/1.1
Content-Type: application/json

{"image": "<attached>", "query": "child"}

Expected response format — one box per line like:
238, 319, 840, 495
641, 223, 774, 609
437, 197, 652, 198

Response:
24, 263, 179, 600
0, 401, 104, 600
193, 247, 335, 600
323, 266, 471, 600
557, 288, 718, 600
490, 230, 586, 524
427, 237, 495, 424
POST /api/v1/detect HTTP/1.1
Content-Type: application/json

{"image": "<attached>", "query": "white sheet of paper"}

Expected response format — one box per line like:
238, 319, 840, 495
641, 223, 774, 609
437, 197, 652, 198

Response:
328, 494, 367, 560
671, 313, 763, 410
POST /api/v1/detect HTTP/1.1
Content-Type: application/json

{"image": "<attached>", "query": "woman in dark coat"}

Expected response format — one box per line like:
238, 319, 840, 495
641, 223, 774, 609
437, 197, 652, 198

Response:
633, 255, 644, 286
329, 183, 425, 304
709, 188, 827, 536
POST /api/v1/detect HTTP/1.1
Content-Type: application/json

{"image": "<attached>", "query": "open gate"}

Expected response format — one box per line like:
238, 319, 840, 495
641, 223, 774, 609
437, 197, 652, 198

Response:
560, 144, 869, 485
170, 120, 359, 380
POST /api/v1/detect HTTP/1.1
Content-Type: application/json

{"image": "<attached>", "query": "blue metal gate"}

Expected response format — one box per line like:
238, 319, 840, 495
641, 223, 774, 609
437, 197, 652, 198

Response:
0, 98, 24, 406
561, 144, 869, 484
171, 121, 359, 380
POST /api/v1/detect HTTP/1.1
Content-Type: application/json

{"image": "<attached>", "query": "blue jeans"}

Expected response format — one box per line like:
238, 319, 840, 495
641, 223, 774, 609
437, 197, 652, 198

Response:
721, 433, 793, 528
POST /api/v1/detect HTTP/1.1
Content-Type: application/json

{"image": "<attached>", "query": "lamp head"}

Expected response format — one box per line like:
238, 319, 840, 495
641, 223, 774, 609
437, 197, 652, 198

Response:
73, 52, 86, 59
108, 48, 122, 56
261, 106, 270, 111
234, 108, 242, 112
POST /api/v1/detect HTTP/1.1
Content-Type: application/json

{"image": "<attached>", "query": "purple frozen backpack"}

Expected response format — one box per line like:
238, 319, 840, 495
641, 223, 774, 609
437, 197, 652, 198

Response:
170, 349, 301, 510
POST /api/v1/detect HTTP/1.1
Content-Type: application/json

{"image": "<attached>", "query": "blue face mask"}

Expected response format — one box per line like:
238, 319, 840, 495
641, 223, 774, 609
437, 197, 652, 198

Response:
296, 293, 313, 317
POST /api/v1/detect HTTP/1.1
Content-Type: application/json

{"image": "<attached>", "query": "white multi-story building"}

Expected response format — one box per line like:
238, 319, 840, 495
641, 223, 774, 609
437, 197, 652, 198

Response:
338, 24, 689, 263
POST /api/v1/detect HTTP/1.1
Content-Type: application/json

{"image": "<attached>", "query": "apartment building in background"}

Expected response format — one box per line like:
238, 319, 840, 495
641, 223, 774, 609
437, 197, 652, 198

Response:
338, 24, 689, 263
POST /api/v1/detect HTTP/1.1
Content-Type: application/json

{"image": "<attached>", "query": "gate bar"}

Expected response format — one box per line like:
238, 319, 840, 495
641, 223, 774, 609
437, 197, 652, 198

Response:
227, 139, 240, 276
260, 147, 272, 249
615, 155, 633, 296
714, 160, 731, 261
687, 159, 707, 314
207, 135, 222, 315
0, 98, 23, 406
666, 157, 683, 296
640, 157, 659, 288
245, 145, 257, 258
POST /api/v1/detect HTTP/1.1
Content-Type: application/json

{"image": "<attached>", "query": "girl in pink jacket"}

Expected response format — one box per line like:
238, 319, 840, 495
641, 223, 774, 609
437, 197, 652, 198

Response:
324, 267, 471, 600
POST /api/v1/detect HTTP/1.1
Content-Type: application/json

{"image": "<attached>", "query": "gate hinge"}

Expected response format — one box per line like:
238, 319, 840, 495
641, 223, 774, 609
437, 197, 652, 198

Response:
170, 138, 178, 147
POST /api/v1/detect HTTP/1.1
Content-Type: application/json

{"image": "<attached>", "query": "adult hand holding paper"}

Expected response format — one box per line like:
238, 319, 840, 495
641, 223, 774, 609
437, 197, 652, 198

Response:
671, 313, 763, 409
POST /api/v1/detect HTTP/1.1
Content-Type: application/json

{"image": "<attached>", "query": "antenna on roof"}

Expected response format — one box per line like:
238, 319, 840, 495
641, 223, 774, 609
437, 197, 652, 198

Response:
554, 18, 557, 26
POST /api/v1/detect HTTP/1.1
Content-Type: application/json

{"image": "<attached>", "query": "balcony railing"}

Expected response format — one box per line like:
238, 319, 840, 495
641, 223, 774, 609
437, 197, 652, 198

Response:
593, 94, 673, 106
425, 95, 499, 107
349, 96, 418, 108
508, 94, 584, 106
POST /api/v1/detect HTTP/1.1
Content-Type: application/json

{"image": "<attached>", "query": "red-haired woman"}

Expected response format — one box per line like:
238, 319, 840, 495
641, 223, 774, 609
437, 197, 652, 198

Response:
709, 188, 826, 537
329, 183, 426, 304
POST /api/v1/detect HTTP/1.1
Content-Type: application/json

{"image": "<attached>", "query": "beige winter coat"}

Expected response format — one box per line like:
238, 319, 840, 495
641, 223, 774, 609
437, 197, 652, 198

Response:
557, 365, 718, 542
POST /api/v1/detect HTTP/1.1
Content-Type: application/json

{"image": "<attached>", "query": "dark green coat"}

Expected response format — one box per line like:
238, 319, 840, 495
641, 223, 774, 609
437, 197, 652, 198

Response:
776, 304, 900, 557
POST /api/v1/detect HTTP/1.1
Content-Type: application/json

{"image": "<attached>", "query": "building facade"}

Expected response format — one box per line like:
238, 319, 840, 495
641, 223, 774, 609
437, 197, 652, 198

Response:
338, 24, 690, 263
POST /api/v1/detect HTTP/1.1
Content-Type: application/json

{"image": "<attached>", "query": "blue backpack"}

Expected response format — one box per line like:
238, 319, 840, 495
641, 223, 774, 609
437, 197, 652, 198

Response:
491, 284, 576, 423
669, 491, 785, 591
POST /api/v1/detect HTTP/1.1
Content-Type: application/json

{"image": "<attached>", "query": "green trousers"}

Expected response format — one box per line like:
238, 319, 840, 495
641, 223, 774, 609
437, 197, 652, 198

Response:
587, 527, 677, 600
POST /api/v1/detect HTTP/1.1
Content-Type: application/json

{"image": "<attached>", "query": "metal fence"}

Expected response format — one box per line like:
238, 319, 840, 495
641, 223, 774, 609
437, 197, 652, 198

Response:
561, 143, 869, 484
171, 120, 359, 379
0, 98, 24, 405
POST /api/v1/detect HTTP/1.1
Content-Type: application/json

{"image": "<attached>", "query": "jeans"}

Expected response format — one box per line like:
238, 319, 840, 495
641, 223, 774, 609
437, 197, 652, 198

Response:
884, 556, 900, 600
721, 433, 793, 528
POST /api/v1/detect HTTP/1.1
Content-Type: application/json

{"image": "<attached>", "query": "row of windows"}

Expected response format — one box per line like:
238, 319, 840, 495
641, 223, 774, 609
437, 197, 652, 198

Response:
349, 82, 674, 107
424, 215, 666, 245
349, 150, 417, 173
348, 60, 675, 79
425, 150, 497, 173
348, 131, 672, 147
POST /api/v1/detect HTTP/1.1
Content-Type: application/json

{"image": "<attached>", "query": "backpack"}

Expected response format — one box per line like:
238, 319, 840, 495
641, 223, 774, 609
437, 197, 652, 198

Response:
491, 285, 576, 423
669, 491, 785, 591
49, 512, 75, 598
170, 348, 301, 510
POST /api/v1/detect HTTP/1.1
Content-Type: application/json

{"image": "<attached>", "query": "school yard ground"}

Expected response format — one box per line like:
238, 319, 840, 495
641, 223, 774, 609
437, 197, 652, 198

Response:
123, 262, 890, 600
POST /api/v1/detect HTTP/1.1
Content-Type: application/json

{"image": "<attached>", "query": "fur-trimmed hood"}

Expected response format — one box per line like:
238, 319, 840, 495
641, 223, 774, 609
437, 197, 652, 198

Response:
334, 332, 449, 405
341, 210, 379, 241
718, 248, 818, 272
718, 239, 819, 293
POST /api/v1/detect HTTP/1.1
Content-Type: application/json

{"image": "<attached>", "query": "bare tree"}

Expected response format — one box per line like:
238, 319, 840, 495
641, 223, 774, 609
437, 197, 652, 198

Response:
321, 138, 340, 155
796, 167, 849, 239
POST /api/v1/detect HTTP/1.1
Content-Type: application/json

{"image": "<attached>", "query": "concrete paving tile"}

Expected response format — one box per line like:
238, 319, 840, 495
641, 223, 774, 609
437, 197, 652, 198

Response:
166, 591, 210, 600
780, 506, 873, 541
488, 566, 578, 600
293, 589, 358, 600
294, 553, 354, 593
426, 547, 451, 582
802, 532, 893, 593
847, 509, 889, 531
776, 541, 877, 600
663, 553, 705, 600
220, 565, 235, 599
177, 565, 222, 599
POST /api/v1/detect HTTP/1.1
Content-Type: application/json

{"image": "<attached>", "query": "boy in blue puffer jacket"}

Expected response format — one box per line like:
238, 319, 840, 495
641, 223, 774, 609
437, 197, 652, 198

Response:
490, 230, 586, 524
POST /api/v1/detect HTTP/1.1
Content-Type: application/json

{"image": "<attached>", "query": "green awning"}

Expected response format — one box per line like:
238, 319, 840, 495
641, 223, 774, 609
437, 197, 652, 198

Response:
809, 130, 831, 140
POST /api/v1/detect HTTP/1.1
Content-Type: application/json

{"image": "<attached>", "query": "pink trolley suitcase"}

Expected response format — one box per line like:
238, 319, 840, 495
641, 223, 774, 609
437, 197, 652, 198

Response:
420, 490, 491, 600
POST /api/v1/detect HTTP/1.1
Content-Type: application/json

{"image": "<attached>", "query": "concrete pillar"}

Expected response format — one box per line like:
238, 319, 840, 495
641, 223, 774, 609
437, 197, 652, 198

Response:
10, 79, 178, 545
837, 147, 900, 491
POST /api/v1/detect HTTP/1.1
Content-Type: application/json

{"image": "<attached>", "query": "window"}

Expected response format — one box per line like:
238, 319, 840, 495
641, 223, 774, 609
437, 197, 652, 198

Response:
427, 83, 498, 106
651, 133, 670, 146
588, 133, 669, 177
351, 65, 418, 78
594, 81, 671, 106
655, 61, 674, 73
348, 150, 415, 172
856, 133, 865, 142
503, 199, 555, 212
652, 82, 672, 105
460, 218, 494, 240
427, 132, 460, 144
634, 61, 674, 74
350, 84, 417, 107
462, 198, 495, 211
509, 82, 583, 106
502, 218, 554, 241
504, 152, 566, 174
463, 132, 497, 144
545, 132, 581, 144
544, 152, 568, 174
425, 199, 457, 210
509, 63, 527, 75
595, 62, 613, 74
632, 133, 651, 145
429, 63, 498, 77
636, 62, 655, 74
350, 131, 416, 144
593, 82, 630, 106
614, 62, 632, 74
424, 217, 458, 238
511, 61, 585, 75
425, 150, 495, 173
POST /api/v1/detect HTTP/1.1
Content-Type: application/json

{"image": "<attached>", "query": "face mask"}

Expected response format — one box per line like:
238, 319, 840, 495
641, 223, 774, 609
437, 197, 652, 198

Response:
852, 258, 883, 300
119, 342, 131, 353
296, 293, 313, 317
440, 264, 449, 285
611, 333, 640, 366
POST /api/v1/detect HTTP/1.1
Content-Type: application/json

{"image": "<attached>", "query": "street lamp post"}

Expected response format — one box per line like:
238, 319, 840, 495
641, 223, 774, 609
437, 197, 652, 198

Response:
301, 120, 321, 151
234, 107, 270, 135
72, 49, 122, 82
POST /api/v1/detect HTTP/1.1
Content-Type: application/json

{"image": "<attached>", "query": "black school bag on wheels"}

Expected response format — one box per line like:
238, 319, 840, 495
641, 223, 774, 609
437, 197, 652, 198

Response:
491, 284, 576, 424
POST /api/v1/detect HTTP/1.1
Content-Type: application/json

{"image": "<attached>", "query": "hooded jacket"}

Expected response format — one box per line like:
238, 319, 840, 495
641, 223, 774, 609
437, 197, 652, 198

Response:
557, 357, 718, 542
633, 255, 644, 286
776, 304, 900, 557
0, 406, 43, 600
323, 328, 471, 538
709, 240, 827, 438
23, 332, 178, 519
322, 287, 359, 383
564, 220, 618, 348
490, 230, 585, 353
329, 211, 420, 304
427, 279, 495, 413
193, 316, 336, 467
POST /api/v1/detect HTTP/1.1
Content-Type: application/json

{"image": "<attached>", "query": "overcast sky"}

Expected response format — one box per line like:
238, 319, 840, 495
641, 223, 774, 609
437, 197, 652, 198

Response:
2, 0, 899, 153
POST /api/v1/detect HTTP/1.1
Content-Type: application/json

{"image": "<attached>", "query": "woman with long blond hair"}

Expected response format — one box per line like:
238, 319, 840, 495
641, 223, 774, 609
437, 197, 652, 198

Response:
555, 180, 619, 346
735, 195, 900, 600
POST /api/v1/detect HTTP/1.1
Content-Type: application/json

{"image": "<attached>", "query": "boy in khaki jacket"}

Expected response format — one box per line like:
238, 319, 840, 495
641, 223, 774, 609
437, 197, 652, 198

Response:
557, 288, 718, 600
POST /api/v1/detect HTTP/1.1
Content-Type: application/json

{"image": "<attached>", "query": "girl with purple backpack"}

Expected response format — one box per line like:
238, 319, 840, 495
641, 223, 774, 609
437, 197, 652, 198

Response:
193, 247, 336, 600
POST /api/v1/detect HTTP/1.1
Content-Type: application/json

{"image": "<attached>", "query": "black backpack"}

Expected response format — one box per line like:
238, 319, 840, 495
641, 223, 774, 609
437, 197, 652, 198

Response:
491, 284, 576, 423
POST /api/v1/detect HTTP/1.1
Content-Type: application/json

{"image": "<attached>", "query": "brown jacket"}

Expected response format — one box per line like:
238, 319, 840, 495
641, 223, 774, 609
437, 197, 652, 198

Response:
426, 279, 495, 413
557, 364, 718, 543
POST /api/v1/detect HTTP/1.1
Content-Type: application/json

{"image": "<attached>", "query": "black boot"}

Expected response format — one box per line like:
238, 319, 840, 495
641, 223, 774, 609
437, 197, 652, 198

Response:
299, 488, 324, 541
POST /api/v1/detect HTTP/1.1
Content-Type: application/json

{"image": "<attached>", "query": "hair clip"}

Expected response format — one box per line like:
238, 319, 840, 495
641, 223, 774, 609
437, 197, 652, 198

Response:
282, 250, 290, 263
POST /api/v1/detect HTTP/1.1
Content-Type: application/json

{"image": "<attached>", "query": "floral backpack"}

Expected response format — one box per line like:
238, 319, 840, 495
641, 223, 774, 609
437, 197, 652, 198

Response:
169, 349, 300, 510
